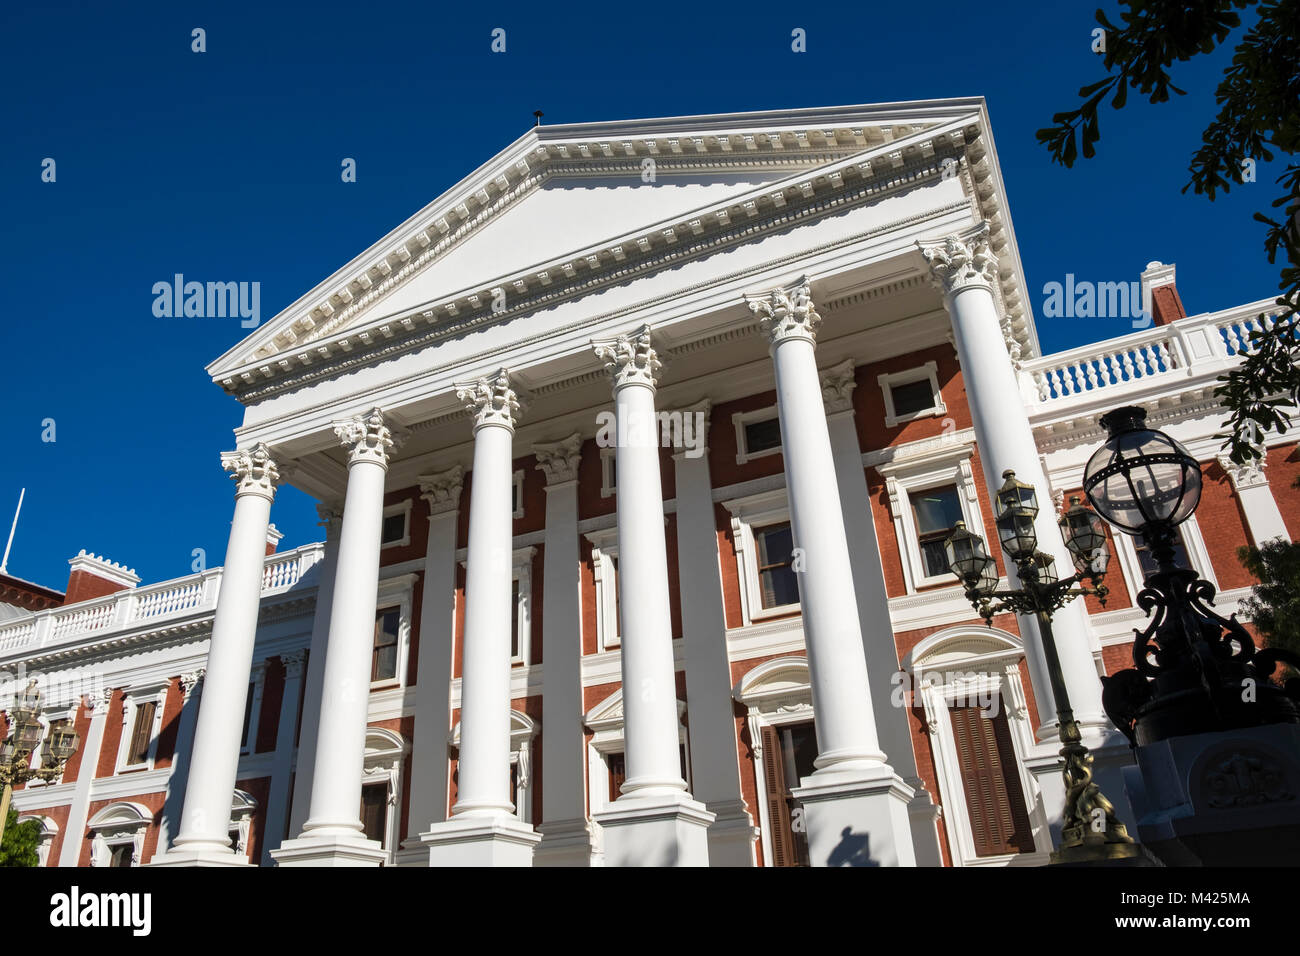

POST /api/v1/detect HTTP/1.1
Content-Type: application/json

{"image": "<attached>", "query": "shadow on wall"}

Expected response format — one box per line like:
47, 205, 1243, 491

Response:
825, 827, 879, 867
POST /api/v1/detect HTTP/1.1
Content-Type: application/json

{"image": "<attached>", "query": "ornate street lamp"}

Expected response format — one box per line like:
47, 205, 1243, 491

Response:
0, 680, 81, 845
1084, 406, 1300, 744
945, 472, 1142, 864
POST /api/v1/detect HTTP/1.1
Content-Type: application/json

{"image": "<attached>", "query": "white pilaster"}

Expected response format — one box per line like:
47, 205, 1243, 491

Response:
274, 410, 398, 867
820, 358, 944, 866
671, 402, 758, 866
395, 465, 463, 866
153, 443, 280, 867
1216, 451, 1292, 545
422, 371, 540, 866
287, 503, 342, 837
533, 434, 596, 866
157, 670, 205, 857
58, 688, 112, 867
261, 650, 307, 863
589, 326, 714, 867
919, 226, 1109, 739
744, 280, 916, 867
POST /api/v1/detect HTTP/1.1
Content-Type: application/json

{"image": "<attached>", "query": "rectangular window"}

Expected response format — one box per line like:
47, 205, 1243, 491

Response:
381, 511, 407, 546
744, 416, 782, 455
510, 579, 521, 660
372, 608, 400, 682
755, 522, 800, 609
760, 721, 817, 867
360, 783, 388, 847
912, 485, 964, 579
891, 378, 937, 418
949, 705, 1034, 857
127, 701, 157, 766
1134, 528, 1190, 578
607, 752, 627, 803
239, 683, 255, 752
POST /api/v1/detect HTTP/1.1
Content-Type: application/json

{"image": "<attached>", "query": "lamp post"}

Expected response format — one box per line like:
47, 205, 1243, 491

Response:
1084, 406, 1300, 744
0, 680, 81, 844
944, 472, 1143, 864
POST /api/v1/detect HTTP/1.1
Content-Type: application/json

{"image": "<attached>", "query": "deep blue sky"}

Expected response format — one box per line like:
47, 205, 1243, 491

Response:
0, 1, 1282, 591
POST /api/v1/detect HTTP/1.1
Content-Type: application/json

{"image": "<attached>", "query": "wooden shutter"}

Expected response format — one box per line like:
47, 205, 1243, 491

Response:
949, 705, 1034, 856
761, 725, 798, 867
128, 701, 156, 765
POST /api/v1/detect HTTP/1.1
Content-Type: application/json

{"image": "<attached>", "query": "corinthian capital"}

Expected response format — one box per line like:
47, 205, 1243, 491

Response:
592, 324, 662, 391
534, 433, 583, 485
418, 464, 465, 515
221, 442, 281, 500
456, 368, 522, 431
334, 407, 401, 468
819, 358, 857, 414
745, 277, 822, 347
918, 222, 999, 296
1217, 449, 1268, 490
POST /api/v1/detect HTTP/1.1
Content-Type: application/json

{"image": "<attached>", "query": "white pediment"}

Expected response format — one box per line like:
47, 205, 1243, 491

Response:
209, 101, 986, 380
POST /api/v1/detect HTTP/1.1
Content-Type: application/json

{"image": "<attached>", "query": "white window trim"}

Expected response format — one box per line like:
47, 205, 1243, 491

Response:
733, 656, 815, 868
878, 360, 947, 428
511, 546, 536, 665
600, 447, 616, 498
723, 488, 800, 626
17, 815, 58, 866
878, 444, 986, 594
380, 499, 413, 549
87, 802, 150, 867
239, 662, 268, 756
512, 469, 526, 519
371, 573, 417, 690
907, 631, 1052, 867
1111, 513, 1218, 605
583, 690, 689, 851
115, 680, 171, 773
732, 405, 782, 465
362, 727, 410, 864
229, 789, 258, 861
584, 528, 620, 650
449, 712, 535, 824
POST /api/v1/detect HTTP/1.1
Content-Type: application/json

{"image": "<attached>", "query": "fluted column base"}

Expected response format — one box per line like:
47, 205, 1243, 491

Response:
792, 765, 917, 867
422, 815, 541, 867
593, 792, 715, 867
533, 818, 595, 867
270, 833, 386, 868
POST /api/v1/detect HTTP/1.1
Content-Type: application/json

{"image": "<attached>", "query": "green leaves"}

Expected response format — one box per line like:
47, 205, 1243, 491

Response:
0, 807, 40, 868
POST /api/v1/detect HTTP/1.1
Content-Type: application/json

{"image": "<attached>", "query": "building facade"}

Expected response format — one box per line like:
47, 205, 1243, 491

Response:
3, 99, 1296, 867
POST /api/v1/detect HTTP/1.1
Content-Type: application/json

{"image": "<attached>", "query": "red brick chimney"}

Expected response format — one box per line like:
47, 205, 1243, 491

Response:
65, 551, 140, 604
1140, 261, 1187, 326
265, 524, 283, 557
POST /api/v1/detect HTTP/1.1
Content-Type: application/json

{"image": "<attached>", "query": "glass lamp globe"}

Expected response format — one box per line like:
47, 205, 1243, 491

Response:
1059, 496, 1108, 571
47, 718, 80, 763
944, 521, 990, 582
1084, 406, 1201, 534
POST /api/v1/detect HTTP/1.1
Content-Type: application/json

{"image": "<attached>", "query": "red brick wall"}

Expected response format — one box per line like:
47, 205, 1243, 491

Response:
1267, 443, 1300, 538
64, 571, 131, 605
1198, 461, 1255, 590
153, 678, 184, 770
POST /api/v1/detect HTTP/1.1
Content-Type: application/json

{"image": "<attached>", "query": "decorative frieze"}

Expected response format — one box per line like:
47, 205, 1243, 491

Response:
533, 433, 583, 486
592, 324, 662, 390
745, 277, 821, 347
221, 443, 281, 500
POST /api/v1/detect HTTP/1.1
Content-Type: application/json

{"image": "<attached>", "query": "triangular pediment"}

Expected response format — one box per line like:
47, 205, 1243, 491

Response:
209, 100, 990, 383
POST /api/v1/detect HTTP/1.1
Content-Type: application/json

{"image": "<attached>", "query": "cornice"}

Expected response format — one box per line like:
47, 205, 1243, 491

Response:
218, 123, 981, 404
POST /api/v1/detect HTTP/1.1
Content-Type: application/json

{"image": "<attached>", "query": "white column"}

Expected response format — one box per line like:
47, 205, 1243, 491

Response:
744, 280, 915, 867
395, 465, 463, 866
820, 359, 944, 866
532, 434, 595, 866
919, 225, 1108, 737
423, 370, 540, 866
58, 688, 112, 867
589, 326, 714, 867
287, 503, 342, 837
260, 650, 307, 863
671, 401, 758, 865
274, 409, 397, 867
1217, 452, 1292, 545
153, 443, 280, 867
157, 670, 205, 857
